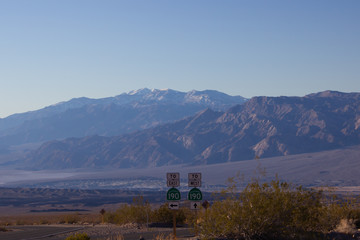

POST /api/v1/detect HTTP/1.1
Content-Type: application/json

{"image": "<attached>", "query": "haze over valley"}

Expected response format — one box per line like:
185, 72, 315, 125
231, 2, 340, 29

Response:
0, 89, 359, 190
2, 2, 360, 239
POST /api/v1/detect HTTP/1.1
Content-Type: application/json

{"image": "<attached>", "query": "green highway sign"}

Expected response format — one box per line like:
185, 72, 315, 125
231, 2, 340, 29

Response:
188, 187, 202, 201
167, 187, 181, 201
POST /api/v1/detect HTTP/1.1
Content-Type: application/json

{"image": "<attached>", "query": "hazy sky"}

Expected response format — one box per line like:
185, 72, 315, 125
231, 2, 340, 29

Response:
1, 0, 359, 118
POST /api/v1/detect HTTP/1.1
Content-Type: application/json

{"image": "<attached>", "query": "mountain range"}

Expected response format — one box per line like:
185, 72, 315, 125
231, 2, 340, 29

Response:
21, 90, 360, 170
0, 88, 246, 151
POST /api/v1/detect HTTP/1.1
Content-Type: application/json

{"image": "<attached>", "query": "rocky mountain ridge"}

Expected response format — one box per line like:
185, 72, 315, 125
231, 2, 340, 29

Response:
22, 90, 360, 169
0, 89, 246, 149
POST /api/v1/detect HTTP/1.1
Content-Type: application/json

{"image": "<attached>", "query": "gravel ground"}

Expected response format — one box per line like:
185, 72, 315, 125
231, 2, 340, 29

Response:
58, 223, 194, 240
1, 223, 195, 240
3, 224, 360, 240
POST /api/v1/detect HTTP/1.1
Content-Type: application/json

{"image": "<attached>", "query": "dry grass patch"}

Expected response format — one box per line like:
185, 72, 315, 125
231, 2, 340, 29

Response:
0, 212, 101, 226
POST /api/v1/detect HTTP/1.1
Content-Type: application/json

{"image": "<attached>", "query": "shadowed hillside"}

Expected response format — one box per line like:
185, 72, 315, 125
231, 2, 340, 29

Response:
21, 91, 360, 169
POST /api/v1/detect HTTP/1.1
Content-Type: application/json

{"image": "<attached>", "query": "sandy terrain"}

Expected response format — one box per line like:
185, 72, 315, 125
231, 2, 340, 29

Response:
1, 224, 194, 240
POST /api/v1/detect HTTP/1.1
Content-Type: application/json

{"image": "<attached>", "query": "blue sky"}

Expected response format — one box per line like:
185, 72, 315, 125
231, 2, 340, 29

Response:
0, 0, 359, 118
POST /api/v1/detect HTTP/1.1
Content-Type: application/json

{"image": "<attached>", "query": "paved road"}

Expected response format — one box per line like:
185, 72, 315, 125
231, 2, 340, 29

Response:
0, 225, 86, 240
0, 225, 195, 240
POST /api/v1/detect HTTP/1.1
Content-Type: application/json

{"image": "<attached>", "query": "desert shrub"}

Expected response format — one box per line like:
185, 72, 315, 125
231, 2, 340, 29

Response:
152, 204, 173, 224
199, 176, 352, 240
104, 196, 151, 225
103, 211, 117, 224
343, 197, 360, 229
65, 233, 90, 240
104, 197, 191, 226
317, 195, 351, 232
182, 206, 198, 227
39, 218, 50, 224
334, 219, 357, 234
152, 204, 188, 225
15, 219, 29, 225
155, 233, 173, 240
104, 204, 134, 224
62, 213, 80, 224
105, 234, 124, 240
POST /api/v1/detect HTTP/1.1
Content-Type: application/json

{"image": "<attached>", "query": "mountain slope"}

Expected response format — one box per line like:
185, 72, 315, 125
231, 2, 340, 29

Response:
23, 91, 360, 169
0, 89, 246, 147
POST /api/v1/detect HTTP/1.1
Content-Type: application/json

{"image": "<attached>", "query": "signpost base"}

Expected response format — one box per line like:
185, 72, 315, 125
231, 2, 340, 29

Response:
173, 211, 177, 240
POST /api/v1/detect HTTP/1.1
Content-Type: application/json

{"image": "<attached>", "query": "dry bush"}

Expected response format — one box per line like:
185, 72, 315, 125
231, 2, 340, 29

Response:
60, 213, 81, 224
155, 233, 174, 240
0, 212, 101, 226
199, 176, 354, 240
65, 232, 90, 240
15, 219, 31, 225
104, 234, 124, 240
151, 204, 188, 226
335, 219, 357, 235
39, 218, 50, 224
104, 196, 151, 225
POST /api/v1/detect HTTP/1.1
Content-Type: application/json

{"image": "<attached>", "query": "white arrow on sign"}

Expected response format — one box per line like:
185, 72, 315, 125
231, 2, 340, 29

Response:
168, 201, 180, 210
190, 201, 201, 210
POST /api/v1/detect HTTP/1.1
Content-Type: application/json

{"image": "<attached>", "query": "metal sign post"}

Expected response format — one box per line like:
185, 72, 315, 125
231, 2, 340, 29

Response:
173, 211, 177, 239
188, 173, 202, 237
166, 173, 181, 239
